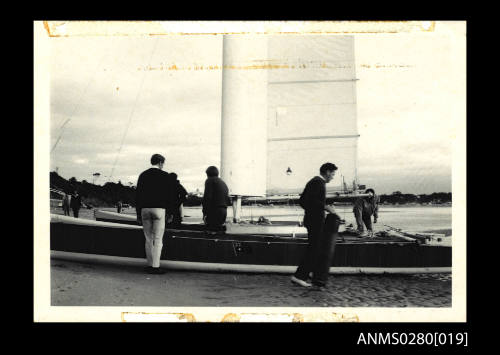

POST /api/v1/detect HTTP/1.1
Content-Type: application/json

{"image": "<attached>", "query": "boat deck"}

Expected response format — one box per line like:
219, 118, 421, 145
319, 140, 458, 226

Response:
62, 213, 422, 245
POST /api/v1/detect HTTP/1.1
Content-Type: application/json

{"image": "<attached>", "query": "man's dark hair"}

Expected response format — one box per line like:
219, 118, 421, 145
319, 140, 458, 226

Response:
365, 188, 375, 195
151, 154, 165, 165
206, 166, 219, 177
319, 162, 338, 174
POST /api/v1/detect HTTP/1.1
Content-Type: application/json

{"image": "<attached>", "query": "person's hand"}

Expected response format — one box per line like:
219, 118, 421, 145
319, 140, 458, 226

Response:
166, 214, 173, 224
203, 215, 207, 225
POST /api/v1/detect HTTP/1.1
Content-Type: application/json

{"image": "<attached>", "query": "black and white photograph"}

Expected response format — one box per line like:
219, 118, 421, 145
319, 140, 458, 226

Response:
34, 21, 466, 322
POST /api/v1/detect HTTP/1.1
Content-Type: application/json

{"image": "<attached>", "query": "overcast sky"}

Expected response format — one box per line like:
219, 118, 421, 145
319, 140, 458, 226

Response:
49, 28, 457, 195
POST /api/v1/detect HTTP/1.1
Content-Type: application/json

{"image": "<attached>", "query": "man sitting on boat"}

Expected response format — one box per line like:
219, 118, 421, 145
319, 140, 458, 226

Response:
353, 188, 379, 237
135, 154, 176, 275
202, 166, 231, 230
169, 173, 188, 226
292, 162, 340, 290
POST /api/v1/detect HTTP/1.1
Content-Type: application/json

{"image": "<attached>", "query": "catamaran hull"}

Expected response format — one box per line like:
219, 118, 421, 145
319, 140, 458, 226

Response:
50, 215, 451, 274
51, 251, 451, 274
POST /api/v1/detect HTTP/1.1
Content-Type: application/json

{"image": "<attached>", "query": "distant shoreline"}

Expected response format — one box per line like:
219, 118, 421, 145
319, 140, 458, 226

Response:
50, 201, 452, 210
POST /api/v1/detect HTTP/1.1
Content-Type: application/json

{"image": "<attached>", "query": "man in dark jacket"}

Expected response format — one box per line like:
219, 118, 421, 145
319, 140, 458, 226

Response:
135, 154, 176, 274
353, 188, 379, 237
62, 192, 71, 216
292, 162, 339, 290
202, 166, 230, 229
169, 173, 188, 226
70, 191, 82, 218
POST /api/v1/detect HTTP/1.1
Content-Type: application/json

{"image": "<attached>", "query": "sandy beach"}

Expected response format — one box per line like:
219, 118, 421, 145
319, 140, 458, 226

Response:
51, 259, 451, 307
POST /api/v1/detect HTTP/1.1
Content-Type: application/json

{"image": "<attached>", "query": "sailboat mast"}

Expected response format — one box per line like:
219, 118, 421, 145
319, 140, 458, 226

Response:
220, 35, 268, 222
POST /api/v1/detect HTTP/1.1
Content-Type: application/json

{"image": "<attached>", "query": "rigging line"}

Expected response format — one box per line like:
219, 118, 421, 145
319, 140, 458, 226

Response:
51, 38, 115, 154
108, 37, 159, 183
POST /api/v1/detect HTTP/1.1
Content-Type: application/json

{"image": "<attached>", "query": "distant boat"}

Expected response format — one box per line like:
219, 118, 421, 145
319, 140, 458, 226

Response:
50, 35, 451, 274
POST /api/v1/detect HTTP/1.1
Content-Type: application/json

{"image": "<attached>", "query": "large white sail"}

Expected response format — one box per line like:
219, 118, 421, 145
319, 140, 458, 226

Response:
220, 35, 359, 198
266, 35, 359, 195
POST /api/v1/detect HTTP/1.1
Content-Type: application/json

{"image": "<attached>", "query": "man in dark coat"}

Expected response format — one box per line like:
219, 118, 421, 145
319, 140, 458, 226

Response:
70, 191, 82, 218
353, 188, 379, 237
169, 173, 188, 226
62, 192, 71, 216
202, 166, 230, 229
135, 154, 176, 275
292, 162, 339, 290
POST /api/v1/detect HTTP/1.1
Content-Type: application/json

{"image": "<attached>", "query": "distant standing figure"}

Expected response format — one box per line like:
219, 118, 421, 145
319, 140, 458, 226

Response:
70, 191, 82, 218
169, 173, 188, 226
135, 154, 176, 275
202, 166, 230, 229
117, 200, 123, 213
292, 162, 339, 290
62, 192, 71, 216
353, 188, 379, 237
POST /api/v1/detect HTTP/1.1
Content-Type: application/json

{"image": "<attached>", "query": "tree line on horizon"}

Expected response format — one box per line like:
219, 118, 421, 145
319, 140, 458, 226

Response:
50, 171, 451, 208
50, 171, 203, 208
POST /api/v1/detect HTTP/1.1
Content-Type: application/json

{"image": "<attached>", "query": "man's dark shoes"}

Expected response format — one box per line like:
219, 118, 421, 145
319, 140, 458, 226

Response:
148, 267, 166, 275
144, 266, 153, 272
